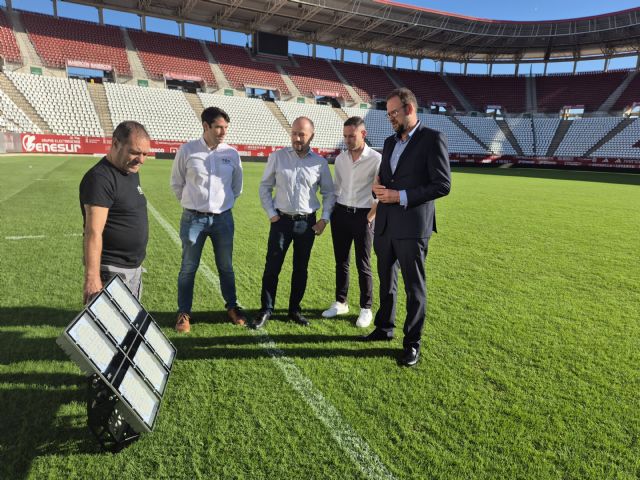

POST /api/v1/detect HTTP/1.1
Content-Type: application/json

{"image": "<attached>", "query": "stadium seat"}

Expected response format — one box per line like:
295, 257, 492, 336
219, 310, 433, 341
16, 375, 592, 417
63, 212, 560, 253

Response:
207, 43, 289, 96
198, 93, 289, 146
104, 82, 200, 141
128, 30, 215, 86
21, 11, 130, 76
7, 71, 103, 136
0, 9, 22, 63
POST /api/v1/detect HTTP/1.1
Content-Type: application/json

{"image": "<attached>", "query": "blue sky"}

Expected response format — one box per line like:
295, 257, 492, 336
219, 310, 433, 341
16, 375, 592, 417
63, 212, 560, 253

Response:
4, 0, 639, 74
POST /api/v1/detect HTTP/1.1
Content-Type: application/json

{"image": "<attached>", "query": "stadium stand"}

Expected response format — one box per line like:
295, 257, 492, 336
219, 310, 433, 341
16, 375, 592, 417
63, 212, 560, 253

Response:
275, 101, 345, 149
506, 118, 534, 156
457, 116, 517, 155
0, 9, 22, 63
535, 71, 627, 113
104, 82, 200, 141
283, 55, 352, 103
341, 106, 392, 148
128, 30, 215, 86
449, 74, 527, 113
532, 118, 560, 156
7, 71, 102, 136
198, 92, 289, 146
21, 11, 130, 76
0, 88, 41, 133
419, 113, 489, 155
393, 69, 461, 110
206, 43, 289, 96
591, 118, 640, 158
613, 73, 640, 112
332, 61, 396, 103
555, 117, 623, 157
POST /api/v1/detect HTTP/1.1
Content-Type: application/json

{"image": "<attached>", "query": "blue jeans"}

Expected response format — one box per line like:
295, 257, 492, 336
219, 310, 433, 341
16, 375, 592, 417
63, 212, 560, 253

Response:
177, 209, 237, 313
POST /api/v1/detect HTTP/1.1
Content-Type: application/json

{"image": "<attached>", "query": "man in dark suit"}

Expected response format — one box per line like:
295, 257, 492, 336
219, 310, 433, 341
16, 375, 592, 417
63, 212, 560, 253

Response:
363, 88, 451, 367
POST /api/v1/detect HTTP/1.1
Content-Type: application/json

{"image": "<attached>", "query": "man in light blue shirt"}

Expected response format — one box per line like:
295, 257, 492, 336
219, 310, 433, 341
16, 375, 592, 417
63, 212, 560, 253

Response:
252, 116, 335, 329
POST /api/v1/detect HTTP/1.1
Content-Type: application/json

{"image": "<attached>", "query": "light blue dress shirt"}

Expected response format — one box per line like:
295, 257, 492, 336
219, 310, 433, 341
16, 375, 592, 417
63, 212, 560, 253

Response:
389, 121, 420, 207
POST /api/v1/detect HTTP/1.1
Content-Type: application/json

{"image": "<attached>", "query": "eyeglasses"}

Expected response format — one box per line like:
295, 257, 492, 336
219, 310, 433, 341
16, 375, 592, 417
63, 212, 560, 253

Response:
386, 105, 407, 118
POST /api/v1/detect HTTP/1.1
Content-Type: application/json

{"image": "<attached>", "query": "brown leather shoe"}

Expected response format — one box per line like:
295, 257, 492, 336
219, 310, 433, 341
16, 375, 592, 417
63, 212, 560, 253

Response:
227, 306, 246, 326
175, 312, 191, 333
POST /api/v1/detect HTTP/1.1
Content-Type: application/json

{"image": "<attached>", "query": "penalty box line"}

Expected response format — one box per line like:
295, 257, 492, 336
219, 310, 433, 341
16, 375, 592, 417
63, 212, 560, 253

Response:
147, 202, 395, 480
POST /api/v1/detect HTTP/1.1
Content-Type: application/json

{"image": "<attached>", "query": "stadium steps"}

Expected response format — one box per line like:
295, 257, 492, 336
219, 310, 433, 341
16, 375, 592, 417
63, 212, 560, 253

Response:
333, 107, 348, 122
526, 76, 536, 112
597, 70, 639, 114
121, 28, 149, 81
496, 119, 524, 155
184, 91, 204, 119
275, 64, 301, 98
200, 41, 231, 90
384, 68, 404, 89
327, 60, 364, 105
441, 75, 475, 112
264, 101, 291, 135
545, 119, 572, 156
7, 10, 42, 66
448, 115, 490, 152
583, 117, 635, 157
86, 82, 113, 134
0, 71, 50, 133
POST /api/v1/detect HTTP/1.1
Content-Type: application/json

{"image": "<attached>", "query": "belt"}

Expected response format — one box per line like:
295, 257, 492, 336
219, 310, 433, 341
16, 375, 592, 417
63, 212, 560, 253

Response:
336, 203, 369, 214
277, 209, 315, 221
186, 208, 220, 216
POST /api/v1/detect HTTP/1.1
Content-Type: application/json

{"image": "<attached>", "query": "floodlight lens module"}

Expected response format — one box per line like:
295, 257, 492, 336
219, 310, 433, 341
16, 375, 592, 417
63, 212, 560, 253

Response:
107, 280, 142, 321
133, 343, 168, 394
118, 367, 159, 427
69, 314, 118, 372
144, 322, 175, 368
90, 294, 131, 344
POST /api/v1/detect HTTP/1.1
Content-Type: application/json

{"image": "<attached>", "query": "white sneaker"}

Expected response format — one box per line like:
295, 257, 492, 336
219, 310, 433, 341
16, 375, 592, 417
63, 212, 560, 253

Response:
322, 301, 349, 318
355, 308, 372, 328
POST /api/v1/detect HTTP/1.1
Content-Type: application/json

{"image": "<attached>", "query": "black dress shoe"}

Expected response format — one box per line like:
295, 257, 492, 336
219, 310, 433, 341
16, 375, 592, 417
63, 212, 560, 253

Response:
288, 311, 310, 327
398, 347, 420, 367
250, 310, 271, 329
360, 329, 393, 342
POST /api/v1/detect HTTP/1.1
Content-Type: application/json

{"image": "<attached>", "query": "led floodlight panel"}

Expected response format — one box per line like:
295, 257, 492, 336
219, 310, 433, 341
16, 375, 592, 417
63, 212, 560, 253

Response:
57, 276, 177, 433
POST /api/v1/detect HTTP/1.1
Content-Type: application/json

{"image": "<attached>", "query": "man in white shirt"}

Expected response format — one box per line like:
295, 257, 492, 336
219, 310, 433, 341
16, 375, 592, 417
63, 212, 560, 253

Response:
170, 107, 245, 333
322, 117, 381, 328
252, 116, 335, 329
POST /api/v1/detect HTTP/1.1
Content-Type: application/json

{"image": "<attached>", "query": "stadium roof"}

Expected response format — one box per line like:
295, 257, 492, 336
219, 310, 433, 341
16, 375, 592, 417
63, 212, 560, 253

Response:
66, 0, 640, 64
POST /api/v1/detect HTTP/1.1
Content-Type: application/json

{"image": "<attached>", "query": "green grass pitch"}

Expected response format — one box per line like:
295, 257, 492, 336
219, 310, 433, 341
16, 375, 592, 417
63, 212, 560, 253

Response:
1, 155, 639, 479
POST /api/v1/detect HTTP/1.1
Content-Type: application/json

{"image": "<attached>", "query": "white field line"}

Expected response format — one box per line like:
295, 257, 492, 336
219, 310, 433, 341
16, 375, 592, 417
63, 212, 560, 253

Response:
4, 233, 82, 240
5, 235, 46, 240
147, 202, 395, 480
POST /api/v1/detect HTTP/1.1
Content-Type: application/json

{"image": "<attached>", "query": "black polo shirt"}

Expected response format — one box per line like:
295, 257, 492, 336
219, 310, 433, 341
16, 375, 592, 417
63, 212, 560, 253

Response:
79, 157, 148, 268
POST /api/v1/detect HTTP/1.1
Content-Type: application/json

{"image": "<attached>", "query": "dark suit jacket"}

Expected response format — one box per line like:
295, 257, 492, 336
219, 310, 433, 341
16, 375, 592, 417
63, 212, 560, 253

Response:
375, 123, 451, 239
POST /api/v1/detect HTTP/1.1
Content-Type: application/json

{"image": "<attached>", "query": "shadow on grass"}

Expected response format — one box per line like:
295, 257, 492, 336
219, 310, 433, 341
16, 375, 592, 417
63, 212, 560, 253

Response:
452, 165, 640, 185
0, 373, 100, 480
0, 306, 396, 478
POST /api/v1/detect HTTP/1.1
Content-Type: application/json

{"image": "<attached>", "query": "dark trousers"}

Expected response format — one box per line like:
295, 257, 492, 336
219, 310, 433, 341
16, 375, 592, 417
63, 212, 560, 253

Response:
330, 205, 373, 309
373, 234, 429, 349
260, 214, 316, 313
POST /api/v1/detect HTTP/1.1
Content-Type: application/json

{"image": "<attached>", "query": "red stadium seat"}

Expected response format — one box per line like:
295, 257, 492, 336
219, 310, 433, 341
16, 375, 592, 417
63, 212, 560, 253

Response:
128, 30, 216, 87
21, 12, 130, 76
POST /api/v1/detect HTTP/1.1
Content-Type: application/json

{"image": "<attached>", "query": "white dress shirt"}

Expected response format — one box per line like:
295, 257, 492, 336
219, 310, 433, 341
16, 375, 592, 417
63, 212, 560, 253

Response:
259, 147, 335, 221
334, 144, 381, 208
170, 138, 243, 213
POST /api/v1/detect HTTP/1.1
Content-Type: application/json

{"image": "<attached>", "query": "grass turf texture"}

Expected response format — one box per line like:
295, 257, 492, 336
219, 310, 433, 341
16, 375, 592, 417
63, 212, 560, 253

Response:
0, 155, 639, 479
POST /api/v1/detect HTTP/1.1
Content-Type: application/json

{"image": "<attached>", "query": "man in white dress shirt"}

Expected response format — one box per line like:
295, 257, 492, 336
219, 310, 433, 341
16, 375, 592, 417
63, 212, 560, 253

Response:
170, 107, 245, 333
252, 116, 335, 329
321, 117, 381, 328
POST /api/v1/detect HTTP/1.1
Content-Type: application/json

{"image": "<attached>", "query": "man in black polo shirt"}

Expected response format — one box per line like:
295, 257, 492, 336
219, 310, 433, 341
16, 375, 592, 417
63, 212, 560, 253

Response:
79, 121, 151, 304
